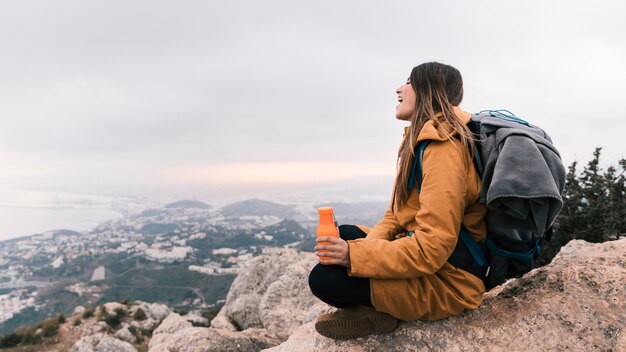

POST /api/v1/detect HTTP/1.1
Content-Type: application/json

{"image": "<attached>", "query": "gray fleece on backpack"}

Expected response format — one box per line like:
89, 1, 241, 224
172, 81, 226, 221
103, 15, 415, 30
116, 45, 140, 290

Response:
473, 113, 566, 238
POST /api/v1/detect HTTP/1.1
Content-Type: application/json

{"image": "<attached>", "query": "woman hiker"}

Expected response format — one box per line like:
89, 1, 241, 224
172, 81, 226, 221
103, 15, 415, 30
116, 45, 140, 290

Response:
308, 62, 488, 340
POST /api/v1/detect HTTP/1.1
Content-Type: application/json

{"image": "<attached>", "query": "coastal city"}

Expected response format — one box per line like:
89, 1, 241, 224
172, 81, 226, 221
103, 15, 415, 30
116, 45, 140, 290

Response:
0, 198, 331, 335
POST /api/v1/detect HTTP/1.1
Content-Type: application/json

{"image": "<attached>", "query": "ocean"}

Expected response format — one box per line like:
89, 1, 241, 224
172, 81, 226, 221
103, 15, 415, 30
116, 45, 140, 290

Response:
0, 187, 124, 242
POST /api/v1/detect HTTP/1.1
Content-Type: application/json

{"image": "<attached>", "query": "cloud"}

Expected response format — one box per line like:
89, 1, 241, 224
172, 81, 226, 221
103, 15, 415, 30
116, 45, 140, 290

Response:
0, 0, 624, 193
162, 160, 395, 186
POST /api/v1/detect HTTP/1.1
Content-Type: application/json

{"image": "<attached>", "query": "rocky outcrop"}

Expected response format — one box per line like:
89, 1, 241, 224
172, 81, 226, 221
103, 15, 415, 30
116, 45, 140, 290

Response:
264, 238, 626, 352
210, 248, 326, 339
68, 300, 172, 351
152, 313, 192, 336
127, 301, 171, 331
145, 248, 326, 351
148, 327, 281, 352
69, 333, 138, 352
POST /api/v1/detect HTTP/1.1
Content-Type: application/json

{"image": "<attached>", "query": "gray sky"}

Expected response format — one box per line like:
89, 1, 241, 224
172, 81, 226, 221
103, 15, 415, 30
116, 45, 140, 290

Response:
1, 0, 624, 195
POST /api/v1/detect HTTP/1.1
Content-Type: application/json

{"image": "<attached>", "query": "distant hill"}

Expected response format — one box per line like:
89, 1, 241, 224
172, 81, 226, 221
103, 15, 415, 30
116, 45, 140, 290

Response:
50, 229, 82, 237
165, 200, 211, 209
221, 199, 300, 218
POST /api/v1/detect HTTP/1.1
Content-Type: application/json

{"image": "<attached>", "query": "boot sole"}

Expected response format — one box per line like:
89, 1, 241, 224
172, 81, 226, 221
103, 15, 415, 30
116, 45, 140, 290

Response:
315, 310, 398, 340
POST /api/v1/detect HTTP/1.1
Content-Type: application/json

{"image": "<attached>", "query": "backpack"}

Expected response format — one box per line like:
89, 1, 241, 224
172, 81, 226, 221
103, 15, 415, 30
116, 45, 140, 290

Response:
410, 110, 567, 289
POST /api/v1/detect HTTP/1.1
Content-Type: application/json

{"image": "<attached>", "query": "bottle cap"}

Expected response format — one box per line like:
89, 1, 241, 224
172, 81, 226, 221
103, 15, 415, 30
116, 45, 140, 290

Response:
317, 207, 334, 215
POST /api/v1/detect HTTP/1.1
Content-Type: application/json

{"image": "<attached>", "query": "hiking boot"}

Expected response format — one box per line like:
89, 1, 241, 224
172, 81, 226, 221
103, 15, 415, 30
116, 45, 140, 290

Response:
314, 305, 399, 340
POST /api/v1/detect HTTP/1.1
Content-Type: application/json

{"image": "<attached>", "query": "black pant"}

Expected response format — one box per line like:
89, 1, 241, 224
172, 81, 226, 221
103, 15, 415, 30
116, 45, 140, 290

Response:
308, 225, 372, 308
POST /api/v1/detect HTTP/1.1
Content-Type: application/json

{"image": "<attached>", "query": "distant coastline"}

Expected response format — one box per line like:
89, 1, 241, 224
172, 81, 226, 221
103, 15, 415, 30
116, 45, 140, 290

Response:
0, 188, 129, 242
0, 205, 123, 242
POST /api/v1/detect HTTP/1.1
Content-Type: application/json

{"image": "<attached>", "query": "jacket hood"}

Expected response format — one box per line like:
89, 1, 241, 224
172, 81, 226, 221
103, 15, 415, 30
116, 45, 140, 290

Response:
403, 107, 471, 143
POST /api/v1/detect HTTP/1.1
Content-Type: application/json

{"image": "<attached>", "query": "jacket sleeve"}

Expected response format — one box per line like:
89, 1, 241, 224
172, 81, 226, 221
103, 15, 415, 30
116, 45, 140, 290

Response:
347, 140, 468, 279
364, 202, 404, 241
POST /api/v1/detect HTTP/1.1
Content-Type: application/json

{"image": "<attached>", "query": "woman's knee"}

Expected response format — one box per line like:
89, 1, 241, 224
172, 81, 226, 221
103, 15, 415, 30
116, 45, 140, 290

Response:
338, 224, 368, 241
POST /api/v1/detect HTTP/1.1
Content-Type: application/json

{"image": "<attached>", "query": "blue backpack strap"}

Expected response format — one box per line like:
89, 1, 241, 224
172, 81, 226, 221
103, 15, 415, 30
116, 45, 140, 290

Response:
409, 139, 487, 268
408, 141, 430, 192
477, 109, 529, 126
486, 238, 542, 260
460, 227, 487, 267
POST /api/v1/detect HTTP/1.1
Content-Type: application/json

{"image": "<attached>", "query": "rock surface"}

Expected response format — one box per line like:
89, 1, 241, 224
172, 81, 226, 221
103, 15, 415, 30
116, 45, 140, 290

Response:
153, 313, 192, 335
114, 324, 137, 344
263, 238, 626, 352
148, 327, 281, 352
70, 333, 138, 352
210, 248, 326, 339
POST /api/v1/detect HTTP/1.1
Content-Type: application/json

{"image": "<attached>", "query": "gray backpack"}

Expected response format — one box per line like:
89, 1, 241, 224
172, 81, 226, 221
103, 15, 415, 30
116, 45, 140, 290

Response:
411, 110, 567, 289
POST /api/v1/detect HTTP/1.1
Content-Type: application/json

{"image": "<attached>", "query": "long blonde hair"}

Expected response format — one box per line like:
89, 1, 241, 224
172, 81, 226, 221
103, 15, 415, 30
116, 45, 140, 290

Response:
392, 62, 474, 210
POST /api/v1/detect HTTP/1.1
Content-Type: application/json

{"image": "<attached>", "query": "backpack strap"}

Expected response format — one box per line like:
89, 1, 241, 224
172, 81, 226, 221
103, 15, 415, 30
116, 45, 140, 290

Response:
408, 141, 488, 269
460, 227, 487, 267
407, 141, 430, 192
486, 237, 541, 260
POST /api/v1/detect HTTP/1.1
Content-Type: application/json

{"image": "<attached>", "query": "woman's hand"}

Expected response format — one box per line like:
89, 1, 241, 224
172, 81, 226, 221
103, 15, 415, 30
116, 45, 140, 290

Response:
315, 236, 351, 267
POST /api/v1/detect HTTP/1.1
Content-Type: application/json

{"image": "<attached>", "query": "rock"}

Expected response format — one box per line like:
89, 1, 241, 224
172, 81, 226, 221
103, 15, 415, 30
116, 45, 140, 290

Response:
148, 327, 282, 352
114, 325, 137, 344
184, 312, 210, 327
259, 258, 328, 339
81, 321, 108, 337
209, 314, 237, 331
128, 301, 171, 331
153, 313, 192, 335
128, 301, 170, 320
70, 333, 138, 352
211, 248, 325, 339
103, 302, 127, 314
74, 305, 86, 315
263, 239, 626, 352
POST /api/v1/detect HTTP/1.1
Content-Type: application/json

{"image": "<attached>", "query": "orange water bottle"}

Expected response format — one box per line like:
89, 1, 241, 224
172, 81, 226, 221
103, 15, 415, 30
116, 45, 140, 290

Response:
316, 207, 340, 262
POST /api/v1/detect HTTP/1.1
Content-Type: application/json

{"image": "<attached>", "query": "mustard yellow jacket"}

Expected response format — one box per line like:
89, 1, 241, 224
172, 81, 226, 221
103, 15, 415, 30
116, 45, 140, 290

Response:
347, 107, 487, 321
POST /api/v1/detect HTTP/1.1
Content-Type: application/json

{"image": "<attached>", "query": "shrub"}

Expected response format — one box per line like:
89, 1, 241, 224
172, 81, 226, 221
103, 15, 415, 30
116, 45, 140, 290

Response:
133, 308, 147, 321
103, 313, 121, 328
537, 149, 626, 266
128, 325, 143, 342
58, 313, 66, 324
82, 306, 95, 319
98, 305, 108, 318
15, 326, 41, 345
39, 316, 60, 337
0, 333, 21, 348
74, 318, 82, 326
114, 307, 126, 318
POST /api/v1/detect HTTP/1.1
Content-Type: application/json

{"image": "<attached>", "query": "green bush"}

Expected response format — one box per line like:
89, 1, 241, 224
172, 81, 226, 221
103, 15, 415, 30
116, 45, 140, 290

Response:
0, 314, 64, 347
128, 325, 142, 342
114, 307, 126, 317
538, 148, 626, 266
39, 316, 60, 337
98, 305, 108, 317
103, 313, 121, 329
133, 308, 147, 321
14, 326, 41, 345
82, 306, 95, 319
0, 332, 21, 348
74, 318, 82, 326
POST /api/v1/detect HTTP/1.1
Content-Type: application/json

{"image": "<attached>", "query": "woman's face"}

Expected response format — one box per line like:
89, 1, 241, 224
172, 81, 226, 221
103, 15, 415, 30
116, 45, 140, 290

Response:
395, 78, 415, 121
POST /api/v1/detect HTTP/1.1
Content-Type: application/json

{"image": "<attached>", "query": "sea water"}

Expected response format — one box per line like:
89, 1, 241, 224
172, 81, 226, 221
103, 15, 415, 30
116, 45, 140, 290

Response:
0, 187, 123, 242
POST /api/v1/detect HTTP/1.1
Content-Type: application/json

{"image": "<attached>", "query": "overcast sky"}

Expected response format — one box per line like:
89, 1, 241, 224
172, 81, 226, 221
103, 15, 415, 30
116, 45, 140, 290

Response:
0, 0, 624, 197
